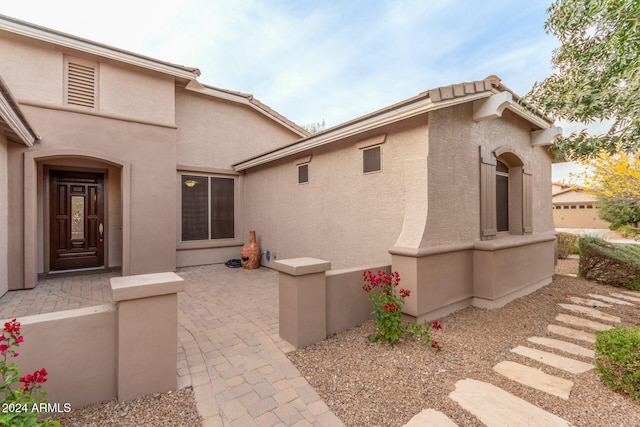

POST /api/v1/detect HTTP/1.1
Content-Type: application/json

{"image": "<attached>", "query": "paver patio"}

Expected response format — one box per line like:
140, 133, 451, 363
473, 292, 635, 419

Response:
0, 265, 342, 426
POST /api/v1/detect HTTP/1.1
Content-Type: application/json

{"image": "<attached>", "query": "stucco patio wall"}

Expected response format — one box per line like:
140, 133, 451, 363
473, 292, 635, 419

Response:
277, 235, 555, 347
3, 272, 183, 409
275, 259, 390, 348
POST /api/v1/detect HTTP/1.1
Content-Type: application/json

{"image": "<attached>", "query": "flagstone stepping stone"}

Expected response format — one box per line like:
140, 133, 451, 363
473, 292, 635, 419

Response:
449, 378, 572, 427
547, 324, 596, 344
587, 294, 634, 306
493, 361, 573, 399
528, 336, 595, 358
610, 292, 640, 303
511, 346, 593, 374
557, 303, 621, 323
555, 313, 614, 331
404, 408, 459, 427
567, 296, 612, 308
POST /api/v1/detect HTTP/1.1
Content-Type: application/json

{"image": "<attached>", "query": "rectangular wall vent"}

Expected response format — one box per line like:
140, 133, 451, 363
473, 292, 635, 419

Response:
66, 60, 96, 108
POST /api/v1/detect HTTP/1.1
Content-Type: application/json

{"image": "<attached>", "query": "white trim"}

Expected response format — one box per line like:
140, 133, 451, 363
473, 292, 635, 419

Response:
0, 16, 199, 80
0, 90, 37, 146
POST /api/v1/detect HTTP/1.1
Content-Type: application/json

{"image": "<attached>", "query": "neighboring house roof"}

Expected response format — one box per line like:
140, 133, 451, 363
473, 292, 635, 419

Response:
233, 75, 559, 171
552, 186, 598, 203
0, 74, 38, 146
184, 80, 309, 137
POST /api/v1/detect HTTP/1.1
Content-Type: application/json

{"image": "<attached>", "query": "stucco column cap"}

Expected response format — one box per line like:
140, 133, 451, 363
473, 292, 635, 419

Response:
110, 272, 184, 302
273, 258, 331, 276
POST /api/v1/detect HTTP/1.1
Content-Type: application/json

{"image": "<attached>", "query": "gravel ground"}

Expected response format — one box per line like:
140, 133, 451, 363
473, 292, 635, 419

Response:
288, 260, 640, 427
54, 387, 200, 427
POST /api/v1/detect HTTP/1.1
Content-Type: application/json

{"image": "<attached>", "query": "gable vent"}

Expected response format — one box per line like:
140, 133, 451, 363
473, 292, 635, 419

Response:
66, 60, 97, 108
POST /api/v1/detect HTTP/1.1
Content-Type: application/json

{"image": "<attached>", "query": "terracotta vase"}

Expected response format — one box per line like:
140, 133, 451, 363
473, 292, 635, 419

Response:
240, 230, 260, 269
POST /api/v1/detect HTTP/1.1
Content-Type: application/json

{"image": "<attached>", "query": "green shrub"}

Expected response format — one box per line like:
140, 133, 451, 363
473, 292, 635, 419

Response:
557, 232, 578, 259
578, 236, 640, 290
620, 225, 639, 238
595, 327, 640, 401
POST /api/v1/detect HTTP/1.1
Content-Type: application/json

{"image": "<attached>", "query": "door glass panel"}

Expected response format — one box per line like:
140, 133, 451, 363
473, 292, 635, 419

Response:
71, 196, 84, 240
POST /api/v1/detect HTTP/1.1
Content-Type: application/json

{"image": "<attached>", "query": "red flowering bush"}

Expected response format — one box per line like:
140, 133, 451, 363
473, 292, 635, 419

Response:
363, 270, 442, 348
0, 318, 59, 426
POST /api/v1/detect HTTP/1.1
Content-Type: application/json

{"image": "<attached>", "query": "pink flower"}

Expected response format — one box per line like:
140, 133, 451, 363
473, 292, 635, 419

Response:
432, 320, 442, 330
399, 288, 410, 298
14, 335, 24, 344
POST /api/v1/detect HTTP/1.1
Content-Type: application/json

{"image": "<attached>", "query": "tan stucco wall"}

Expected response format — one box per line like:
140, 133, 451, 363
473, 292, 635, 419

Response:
7, 106, 177, 288
0, 137, 8, 296
175, 88, 301, 169
0, 32, 175, 125
175, 88, 302, 267
425, 104, 555, 246
243, 115, 428, 269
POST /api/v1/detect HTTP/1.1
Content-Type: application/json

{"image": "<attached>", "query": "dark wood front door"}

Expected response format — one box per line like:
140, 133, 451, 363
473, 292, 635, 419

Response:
50, 170, 104, 270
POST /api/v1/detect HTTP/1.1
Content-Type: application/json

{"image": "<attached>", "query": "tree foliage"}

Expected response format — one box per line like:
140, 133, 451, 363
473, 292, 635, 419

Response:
524, 0, 640, 160
577, 151, 640, 225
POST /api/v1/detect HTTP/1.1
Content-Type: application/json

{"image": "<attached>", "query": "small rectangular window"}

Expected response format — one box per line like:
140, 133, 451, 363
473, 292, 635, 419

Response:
570, 205, 577, 209
587, 205, 593, 209
563, 205, 569, 209
298, 164, 309, 184
363, 146, 381, 173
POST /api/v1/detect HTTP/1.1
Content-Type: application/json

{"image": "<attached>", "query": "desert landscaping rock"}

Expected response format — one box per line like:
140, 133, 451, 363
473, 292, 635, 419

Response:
449, 379, 572, 427
527, 336, 595, 359
555, 313, 614, 331
622, 290, 640, 298
510, 346, 593, 374
547, 324, 597, 343
493, 361, 573, 399
557, 303, 621, 323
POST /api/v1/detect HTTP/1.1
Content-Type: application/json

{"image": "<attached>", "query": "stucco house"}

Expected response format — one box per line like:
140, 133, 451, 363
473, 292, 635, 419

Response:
0, 15, 561, 323
0, 15, 306, 296
552, 182, 610, 229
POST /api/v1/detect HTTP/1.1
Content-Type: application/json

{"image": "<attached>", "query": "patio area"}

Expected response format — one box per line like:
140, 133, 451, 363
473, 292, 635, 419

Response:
0, 265, 342, 427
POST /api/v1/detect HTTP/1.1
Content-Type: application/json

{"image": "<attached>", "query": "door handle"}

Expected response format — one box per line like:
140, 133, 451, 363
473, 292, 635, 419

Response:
99, 223, 104, 242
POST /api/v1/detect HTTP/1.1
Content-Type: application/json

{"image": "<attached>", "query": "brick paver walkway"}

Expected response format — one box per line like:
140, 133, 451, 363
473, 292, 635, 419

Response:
0, 265, 342, 427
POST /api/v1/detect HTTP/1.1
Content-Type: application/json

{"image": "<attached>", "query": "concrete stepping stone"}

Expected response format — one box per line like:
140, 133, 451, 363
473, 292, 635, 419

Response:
622, 290, 640, 298
404, 408, 459, 427
511, 346, 593, 374
567, 296, 612, 308
557, 303, 621, 323
449, 378, 572, 427
493, 361, 573, 399
587, 294, 634, 306
555, 313, 614, 331
547, 324, 596, 344
610, 292, 640, 303
528, 336, 595, 358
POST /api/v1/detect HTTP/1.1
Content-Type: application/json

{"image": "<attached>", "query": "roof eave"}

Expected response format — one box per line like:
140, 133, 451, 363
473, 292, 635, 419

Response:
185, 81, 309, 137
0, 76, 38, 146
0, 14, 200, 81
233, 92, 492, 171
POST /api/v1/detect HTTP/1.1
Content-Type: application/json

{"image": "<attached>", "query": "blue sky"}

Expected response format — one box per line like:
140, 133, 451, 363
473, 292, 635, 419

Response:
3, 0, 587, 180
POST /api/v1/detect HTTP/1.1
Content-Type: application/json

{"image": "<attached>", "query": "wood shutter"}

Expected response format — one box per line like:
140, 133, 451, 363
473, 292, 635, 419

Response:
480, 146, 497, 239
523, 166, 533, 233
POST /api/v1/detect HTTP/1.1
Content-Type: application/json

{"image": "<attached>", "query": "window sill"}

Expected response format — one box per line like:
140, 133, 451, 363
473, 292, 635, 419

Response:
177, 239, 243, 251
475, 233, 556, 251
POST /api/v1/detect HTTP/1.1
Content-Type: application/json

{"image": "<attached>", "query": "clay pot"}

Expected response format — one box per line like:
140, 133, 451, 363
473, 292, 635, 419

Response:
240, 230, 260, 269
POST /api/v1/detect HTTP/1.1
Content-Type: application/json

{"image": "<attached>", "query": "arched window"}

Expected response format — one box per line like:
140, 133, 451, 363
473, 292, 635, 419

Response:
479, 146, 532, 239
496, 160, 509, 232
